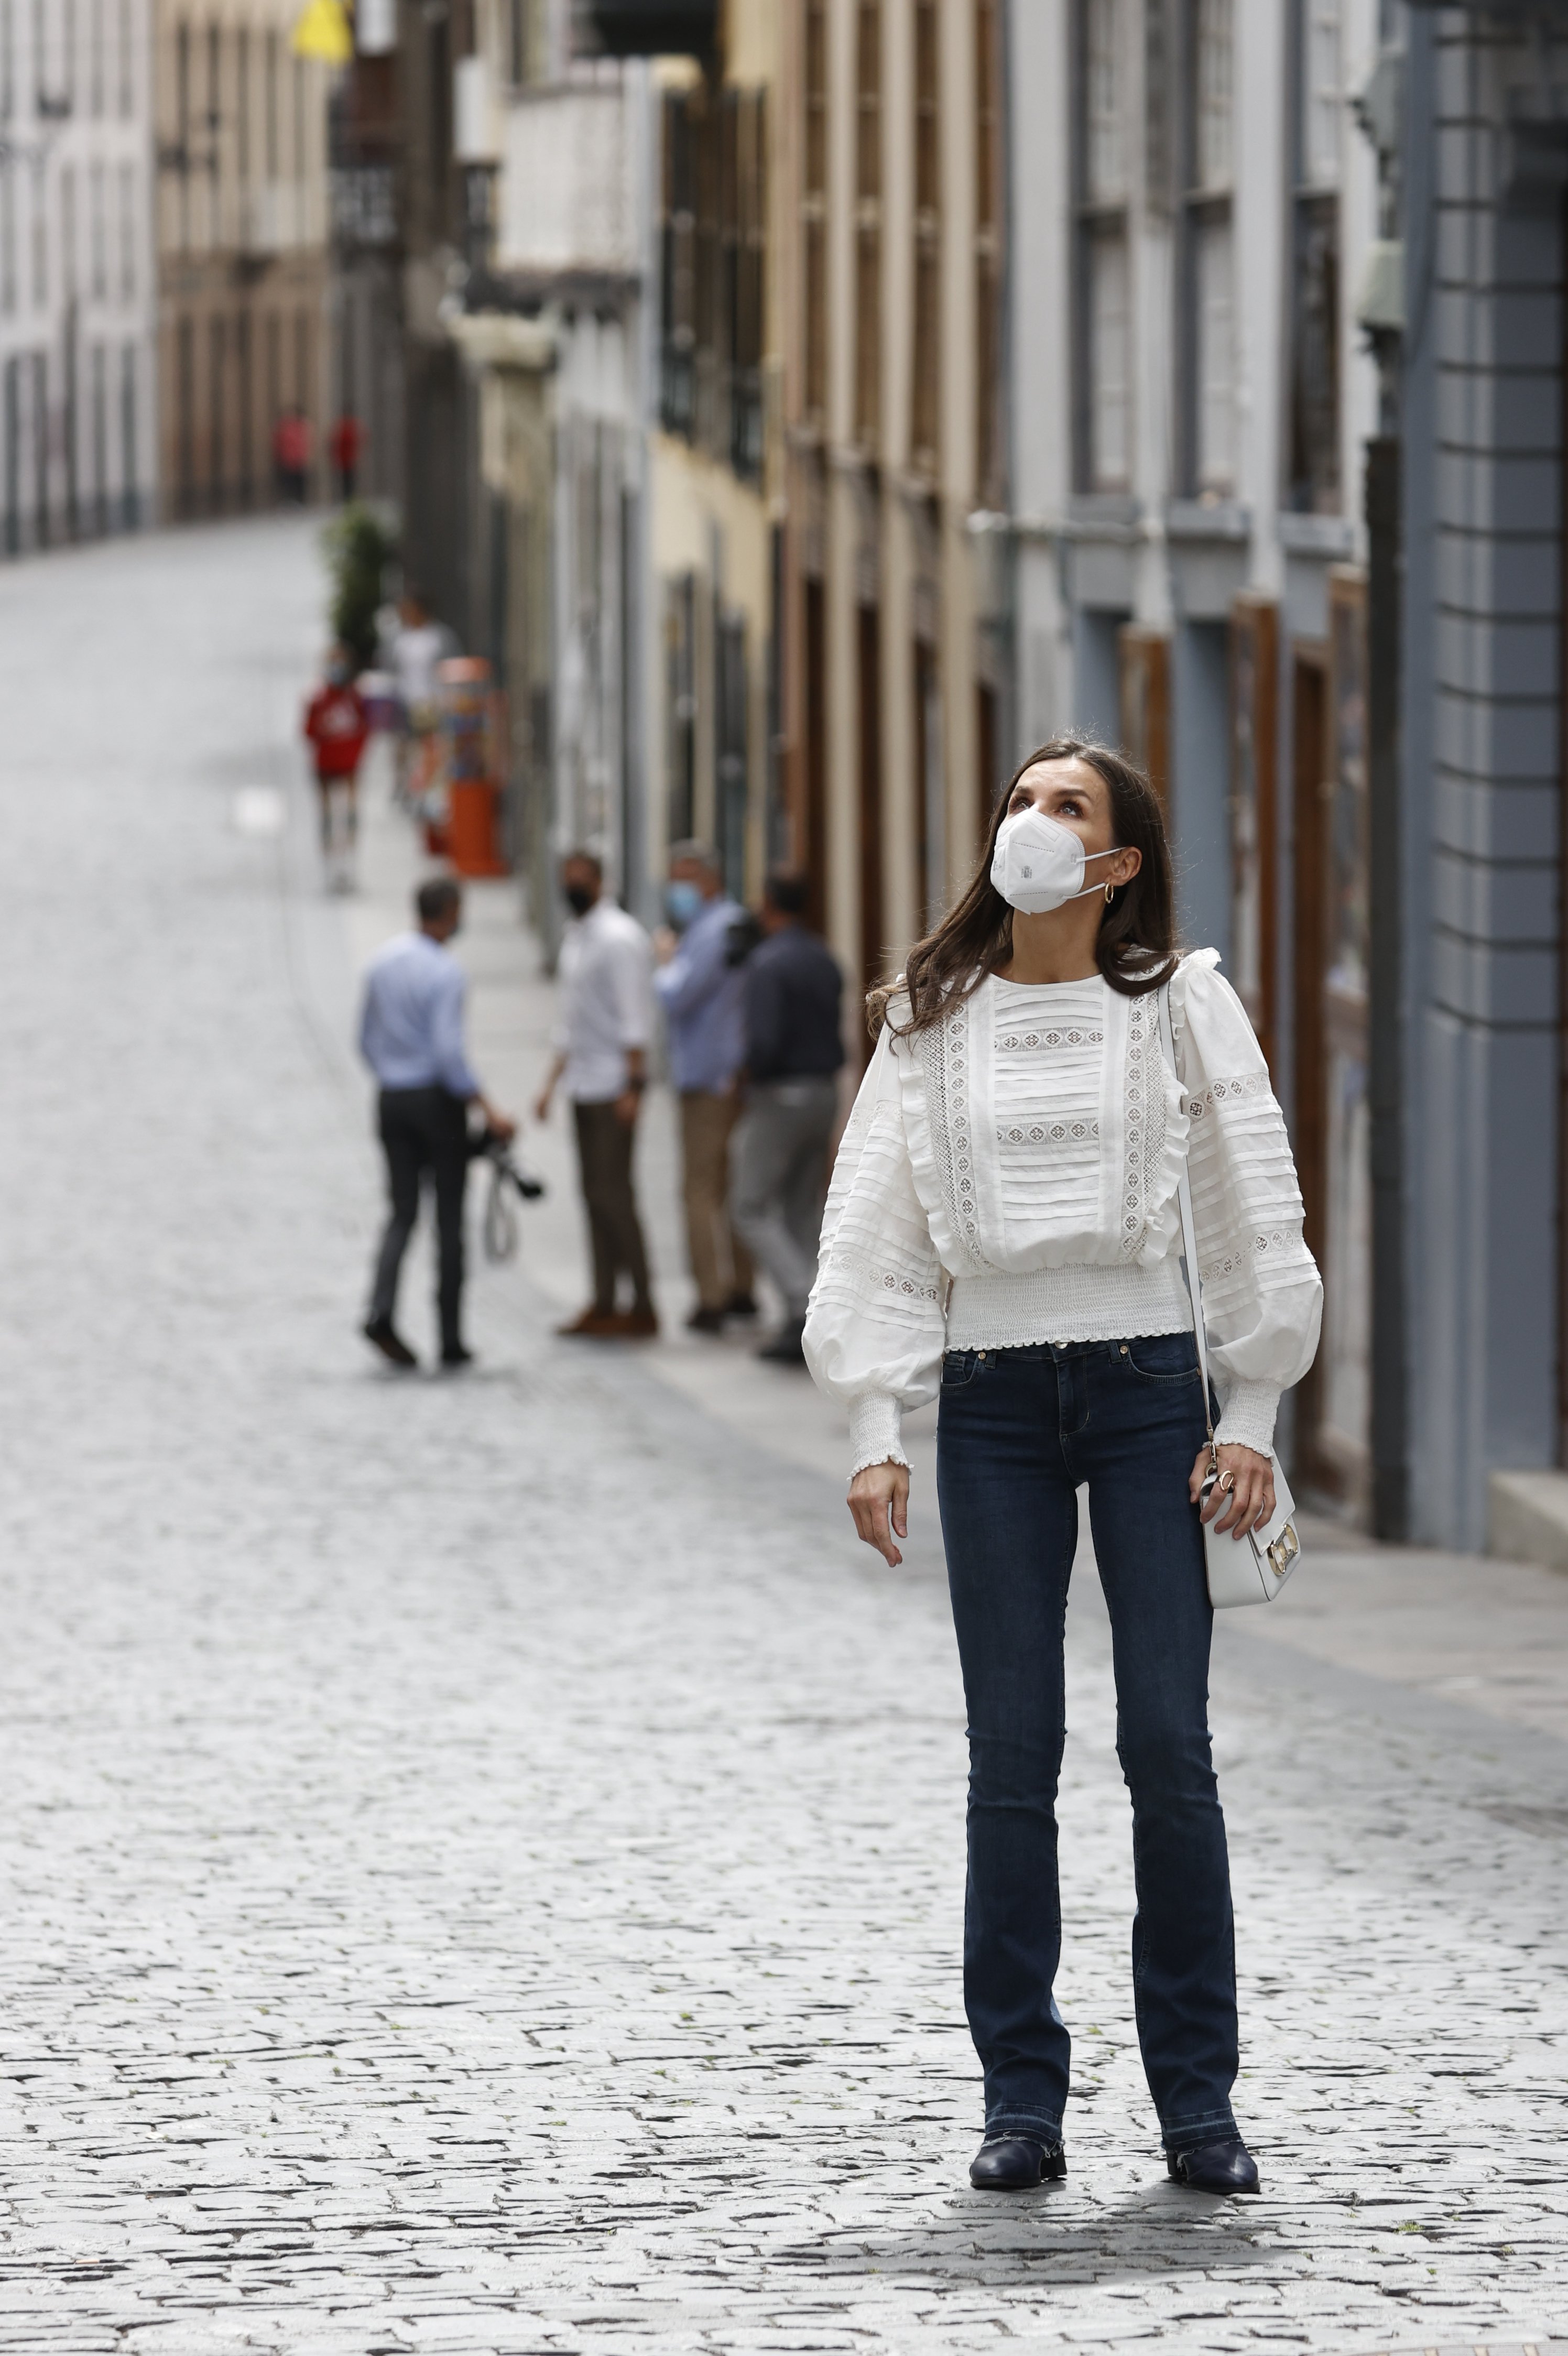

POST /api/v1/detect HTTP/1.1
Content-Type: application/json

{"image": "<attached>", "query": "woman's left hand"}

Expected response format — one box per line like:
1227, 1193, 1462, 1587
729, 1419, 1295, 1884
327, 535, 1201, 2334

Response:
1189, 1443, 1275, 1542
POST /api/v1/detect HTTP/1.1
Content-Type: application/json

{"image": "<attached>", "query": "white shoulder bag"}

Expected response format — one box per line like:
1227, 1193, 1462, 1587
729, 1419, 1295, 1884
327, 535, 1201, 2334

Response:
1157, 981, 1302, 1609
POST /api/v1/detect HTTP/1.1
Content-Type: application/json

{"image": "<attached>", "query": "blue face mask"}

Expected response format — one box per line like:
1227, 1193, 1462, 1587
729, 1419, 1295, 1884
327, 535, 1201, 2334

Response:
665, 879, 704, 930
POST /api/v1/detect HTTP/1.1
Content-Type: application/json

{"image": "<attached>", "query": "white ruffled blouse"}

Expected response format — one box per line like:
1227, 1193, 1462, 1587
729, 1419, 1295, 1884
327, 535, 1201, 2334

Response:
803, 951, 1322, 1476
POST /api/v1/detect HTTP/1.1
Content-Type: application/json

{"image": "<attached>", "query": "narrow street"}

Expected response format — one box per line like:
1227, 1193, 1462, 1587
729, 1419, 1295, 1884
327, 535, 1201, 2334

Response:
0, 517, 1565, 2354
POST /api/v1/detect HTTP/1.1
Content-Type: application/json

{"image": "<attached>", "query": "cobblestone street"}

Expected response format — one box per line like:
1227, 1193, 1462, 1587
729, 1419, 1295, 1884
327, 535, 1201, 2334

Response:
0, 518, 1564, 2353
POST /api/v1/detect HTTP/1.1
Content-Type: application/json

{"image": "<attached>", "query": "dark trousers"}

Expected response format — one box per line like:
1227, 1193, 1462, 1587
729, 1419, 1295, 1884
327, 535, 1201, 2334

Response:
936, 1334, 1238, 2154
729, 1076, 837, 1319
574, 1098, 652, 1315
368, 1087, 468, 1352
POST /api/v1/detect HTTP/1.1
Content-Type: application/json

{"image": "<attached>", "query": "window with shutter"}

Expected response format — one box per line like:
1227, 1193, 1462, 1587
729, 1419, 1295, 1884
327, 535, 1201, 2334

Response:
802, 0, 827, 428
855, 1, 881, 452
910, 0, 939, 476
1074, 0, 1130, 493
1180, 0, 1234, 496
974, 0, 1003, 505
1287, 0, 1341, 512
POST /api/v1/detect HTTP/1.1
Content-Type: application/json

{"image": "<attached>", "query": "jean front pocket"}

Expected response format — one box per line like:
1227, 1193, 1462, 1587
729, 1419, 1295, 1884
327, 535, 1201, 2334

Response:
1119, 1332, 1201, 1383
941, 1349, 986, 1392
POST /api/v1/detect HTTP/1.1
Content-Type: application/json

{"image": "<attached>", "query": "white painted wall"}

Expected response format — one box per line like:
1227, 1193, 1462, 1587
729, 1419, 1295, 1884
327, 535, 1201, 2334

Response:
0, 0, 159, 547
497, 86, 640, 277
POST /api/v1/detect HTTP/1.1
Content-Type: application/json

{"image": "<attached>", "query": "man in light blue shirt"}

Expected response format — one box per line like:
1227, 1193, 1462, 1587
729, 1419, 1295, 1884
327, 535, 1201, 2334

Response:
652, 839, 756, 1333
359, 876, 514, 1370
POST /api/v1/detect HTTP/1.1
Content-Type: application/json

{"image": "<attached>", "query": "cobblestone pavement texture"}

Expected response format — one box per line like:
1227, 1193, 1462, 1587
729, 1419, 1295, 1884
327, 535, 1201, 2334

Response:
0, 519, 1564, 2354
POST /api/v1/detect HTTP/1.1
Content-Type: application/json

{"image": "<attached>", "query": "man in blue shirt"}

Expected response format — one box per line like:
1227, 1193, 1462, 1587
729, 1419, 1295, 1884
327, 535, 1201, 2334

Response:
358, 876, 515, 1369
652, 839, 756, 1334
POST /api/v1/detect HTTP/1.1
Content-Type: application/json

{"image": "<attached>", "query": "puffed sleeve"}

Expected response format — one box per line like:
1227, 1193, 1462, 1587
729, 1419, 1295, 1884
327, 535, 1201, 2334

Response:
803, 1021, 948, 1477
1170, 951, 1323, 1457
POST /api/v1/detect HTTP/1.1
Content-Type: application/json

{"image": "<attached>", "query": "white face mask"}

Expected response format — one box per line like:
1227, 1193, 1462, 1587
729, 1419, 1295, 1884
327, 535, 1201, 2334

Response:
990, 804, 1123, 915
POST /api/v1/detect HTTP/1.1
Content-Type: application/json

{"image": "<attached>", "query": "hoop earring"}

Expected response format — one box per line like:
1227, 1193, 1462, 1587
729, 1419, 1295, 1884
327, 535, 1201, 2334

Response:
1104, 881, 1115, 904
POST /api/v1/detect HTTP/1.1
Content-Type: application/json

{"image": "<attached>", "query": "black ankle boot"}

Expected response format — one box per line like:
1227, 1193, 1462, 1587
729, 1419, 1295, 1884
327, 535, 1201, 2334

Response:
1166, 2136, 1260, 2194
969, 2134, 1068, 2190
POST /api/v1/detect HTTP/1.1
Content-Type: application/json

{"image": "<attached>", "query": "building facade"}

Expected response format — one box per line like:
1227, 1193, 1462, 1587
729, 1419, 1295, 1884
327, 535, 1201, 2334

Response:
337, 0, 1568, 1556
380, 0, 663, 934
1392, 2, 1568, 1551
779, 0, 1012, 1004
153, 0, 335, 516
648, 11, 779, 919
0, 0, 159, 552
328, 0, 404, 512
1007, 0, 1385, 1520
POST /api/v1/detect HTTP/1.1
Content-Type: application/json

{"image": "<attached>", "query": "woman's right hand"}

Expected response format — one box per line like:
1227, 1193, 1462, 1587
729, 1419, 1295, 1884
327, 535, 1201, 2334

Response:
848, 1460, 910, 1566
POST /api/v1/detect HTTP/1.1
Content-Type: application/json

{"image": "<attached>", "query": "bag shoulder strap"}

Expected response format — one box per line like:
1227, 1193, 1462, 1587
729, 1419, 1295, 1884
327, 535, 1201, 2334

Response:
1157, 978, 1215, 1449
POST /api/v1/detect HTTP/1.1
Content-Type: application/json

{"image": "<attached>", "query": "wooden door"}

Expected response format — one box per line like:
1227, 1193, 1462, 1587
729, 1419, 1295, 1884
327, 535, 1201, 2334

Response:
1291, 581, 1372, 1513
1291, 645, 1330, 1486
976, 678, 1000, 855
802, 574, 827, 936
1320, 569, 1372, 1504
1118, 625, 1171, 810
857, 603, 884, 996
913, 639, 943, 936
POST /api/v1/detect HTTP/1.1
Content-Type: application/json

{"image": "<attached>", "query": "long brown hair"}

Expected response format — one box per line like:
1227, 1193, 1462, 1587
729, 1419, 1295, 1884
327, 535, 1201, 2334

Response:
874, 735, 1178, 1037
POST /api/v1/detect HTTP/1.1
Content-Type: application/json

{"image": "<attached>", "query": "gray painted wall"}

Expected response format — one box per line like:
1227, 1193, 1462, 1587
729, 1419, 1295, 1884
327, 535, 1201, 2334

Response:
1072, 608, 1125, 744
1404, 15, 1563, 1547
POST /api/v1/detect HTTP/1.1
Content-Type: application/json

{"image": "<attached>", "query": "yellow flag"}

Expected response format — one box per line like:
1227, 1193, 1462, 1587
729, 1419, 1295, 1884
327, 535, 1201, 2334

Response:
290, 0, 353, 63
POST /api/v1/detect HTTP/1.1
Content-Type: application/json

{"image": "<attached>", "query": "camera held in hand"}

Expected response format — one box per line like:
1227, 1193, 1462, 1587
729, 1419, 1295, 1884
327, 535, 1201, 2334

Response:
471, 1126, 546, 1200
469, 1125, 546, 1262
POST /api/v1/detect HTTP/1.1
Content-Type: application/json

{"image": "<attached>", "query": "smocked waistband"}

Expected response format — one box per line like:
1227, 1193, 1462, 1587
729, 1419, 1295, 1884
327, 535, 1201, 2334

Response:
945, 1257, 1193, 1352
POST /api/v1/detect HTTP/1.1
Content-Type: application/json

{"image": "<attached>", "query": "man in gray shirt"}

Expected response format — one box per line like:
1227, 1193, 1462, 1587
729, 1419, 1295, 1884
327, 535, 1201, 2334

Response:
359, 877, 515, 1370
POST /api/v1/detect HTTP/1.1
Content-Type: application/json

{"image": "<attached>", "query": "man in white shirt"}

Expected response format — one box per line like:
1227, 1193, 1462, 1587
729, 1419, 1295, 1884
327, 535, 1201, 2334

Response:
390, 591, 454, 718
533, 852, 657, 1337
389, 591, 455, 805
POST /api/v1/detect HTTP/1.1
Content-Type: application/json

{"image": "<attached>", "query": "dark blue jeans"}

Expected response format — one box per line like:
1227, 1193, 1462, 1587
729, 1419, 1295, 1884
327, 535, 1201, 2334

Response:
936, 1333, 1238, 2155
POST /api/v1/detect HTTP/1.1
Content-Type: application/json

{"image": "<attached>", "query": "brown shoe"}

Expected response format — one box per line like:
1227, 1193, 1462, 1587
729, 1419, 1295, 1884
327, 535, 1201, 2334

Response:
556, 1306, 623, 1337
617, 1309, 660, 1338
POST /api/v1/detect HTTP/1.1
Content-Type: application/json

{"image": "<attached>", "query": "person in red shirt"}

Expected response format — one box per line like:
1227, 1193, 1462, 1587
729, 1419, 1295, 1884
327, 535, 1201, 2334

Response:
274, 406, 312, 504
303, 648, 369, 890
330, 412, 363, 501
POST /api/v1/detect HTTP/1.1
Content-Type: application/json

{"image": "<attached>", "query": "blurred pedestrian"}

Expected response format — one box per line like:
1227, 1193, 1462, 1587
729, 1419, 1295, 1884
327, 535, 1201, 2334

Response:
534, 854, 658, 1339
390, 590, 454, 807
330, 411, 364, 502
303, 645, 368, 891
652, 841, 756, 1335
358, 877, 516, 1372
730, 872, 844, 1363
273, 406, 312, 504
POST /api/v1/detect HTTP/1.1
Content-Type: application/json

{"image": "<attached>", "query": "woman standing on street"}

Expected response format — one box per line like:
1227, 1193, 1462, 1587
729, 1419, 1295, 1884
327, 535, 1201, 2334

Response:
803, 737, 1321, 2195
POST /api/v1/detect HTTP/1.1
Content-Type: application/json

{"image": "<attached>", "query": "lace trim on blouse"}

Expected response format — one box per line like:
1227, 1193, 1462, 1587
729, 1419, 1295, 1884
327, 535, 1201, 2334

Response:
1200, 1229, 1298, 1285
831, 1242, 945, 1305
996, 1025, 1103, 1051
1118, 990, 1169, 1260
997, 1118, 1101, 1144
916, 1001, 988, 1270
1184, 1072, 1270, 1119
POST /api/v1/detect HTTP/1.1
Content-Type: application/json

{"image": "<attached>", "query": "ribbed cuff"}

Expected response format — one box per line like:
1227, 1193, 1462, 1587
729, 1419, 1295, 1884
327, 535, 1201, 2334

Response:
848, 1391, 908, 1480
1215, 1380, 1279, 1458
